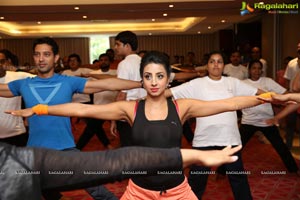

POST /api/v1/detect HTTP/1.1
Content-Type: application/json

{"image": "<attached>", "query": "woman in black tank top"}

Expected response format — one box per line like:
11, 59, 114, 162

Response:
10, 51, 265, 200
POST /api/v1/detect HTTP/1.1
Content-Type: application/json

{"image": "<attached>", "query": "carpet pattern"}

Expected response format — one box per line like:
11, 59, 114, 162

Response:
61, 119, 300, 200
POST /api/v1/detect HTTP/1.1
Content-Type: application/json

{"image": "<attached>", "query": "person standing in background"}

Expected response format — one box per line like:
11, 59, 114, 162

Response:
106, 48, 121, 70
76, 53, 116, 150
0, 49, 35, 146
62, 53, 93, 104
250, 47, 268, 77
110, 31, 147, 147
240, 59, 299, 174
276, 56, 293, 88
273, 42, 300, 150
224, 50, 248, 80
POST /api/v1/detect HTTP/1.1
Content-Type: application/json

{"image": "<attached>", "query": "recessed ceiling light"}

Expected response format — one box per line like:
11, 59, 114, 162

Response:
197, 31, 201, 34
169, 4, 174, 8
149, 33, 152, 35
0, 17, 4, 20
74, 6, 80, 10
82, 16, 87, 19
152, 19, 155, 22
37, 21, 42, 24
208, 26, 212, 29
163, 13, 168, 17
221, 20, 226, 23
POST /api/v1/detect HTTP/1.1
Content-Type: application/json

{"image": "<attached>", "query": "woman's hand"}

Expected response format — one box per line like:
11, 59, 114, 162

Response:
258, 93, 297, 105
265, 117, 280, 126
110, 120, 119, 138
198, 145, 241, 167
181, 145, 242, 168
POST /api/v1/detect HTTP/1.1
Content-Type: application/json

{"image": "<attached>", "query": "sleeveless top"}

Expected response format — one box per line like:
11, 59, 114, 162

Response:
131, 98, 184, 191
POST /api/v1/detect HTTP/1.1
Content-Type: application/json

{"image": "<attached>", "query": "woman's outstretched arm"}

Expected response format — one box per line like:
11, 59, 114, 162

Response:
6, 101, 135, 123
179, 94, 267, 121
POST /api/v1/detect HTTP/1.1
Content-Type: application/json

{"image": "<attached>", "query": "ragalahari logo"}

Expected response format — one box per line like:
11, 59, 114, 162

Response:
240, 2, 255, 15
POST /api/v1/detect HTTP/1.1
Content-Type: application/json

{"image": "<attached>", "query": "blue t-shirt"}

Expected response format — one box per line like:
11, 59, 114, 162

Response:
8, 74, 87, 150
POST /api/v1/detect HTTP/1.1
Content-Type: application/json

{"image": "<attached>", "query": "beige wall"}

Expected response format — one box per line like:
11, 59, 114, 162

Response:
280, 15, 300, 59
262, 13, 300, 78
0, 38, 90, 67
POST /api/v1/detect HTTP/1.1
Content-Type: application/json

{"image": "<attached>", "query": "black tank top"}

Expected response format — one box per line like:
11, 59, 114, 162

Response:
131, 98, 184, 191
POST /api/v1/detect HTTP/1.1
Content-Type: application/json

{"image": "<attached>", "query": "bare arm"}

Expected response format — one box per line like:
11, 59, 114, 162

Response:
83, 78, 141, 94
181, 145, 241, 168
274, 93, 300, 103
178, 96, 262, 122
265, 103, 300, 126
0, 83, 14, 97
7, 101, 136, 124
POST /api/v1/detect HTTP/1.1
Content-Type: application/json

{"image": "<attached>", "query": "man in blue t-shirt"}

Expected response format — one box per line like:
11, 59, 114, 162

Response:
0, 37, 140, 150
0, 37, 140, 200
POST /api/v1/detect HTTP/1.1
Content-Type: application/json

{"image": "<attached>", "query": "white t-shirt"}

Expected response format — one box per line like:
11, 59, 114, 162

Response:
171, 76, 257, 147
0, 71, 35, 138
224, 63, 248, 80
62, 68, 93, 103
117, 54, 146, 100
242, 77, 286, 127
284, 57, 299, 91
89, 69, 118, 105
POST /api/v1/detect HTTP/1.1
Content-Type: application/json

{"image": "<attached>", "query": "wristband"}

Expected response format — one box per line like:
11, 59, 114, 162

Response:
258, 92, 276, 104
32, 104, 48, 115
259, 92, 275, 99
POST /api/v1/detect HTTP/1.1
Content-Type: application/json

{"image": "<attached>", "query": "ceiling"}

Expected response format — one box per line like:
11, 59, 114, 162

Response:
0, 0, 285, 38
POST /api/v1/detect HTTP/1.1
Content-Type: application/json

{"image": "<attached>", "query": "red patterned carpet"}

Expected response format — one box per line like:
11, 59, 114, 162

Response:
61, 119, 300, 200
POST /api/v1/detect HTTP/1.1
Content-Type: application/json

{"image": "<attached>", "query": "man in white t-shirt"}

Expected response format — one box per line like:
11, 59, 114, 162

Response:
76, 53, 116, 150
224, 51, 248, 80
0, 49, 35, 146
276, 42, 300, 149
111, 31, 146, 146
62, 53, 93, 104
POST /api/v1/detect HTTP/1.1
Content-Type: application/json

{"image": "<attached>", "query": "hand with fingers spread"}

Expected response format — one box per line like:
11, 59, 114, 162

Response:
181, 145, 242, 168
